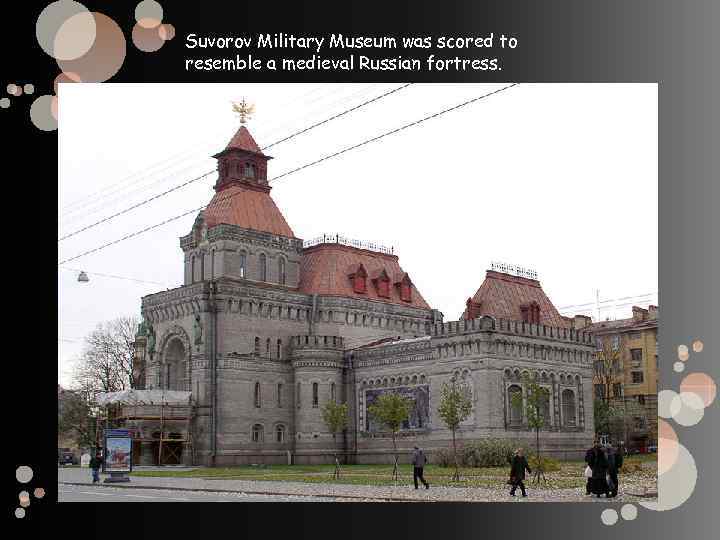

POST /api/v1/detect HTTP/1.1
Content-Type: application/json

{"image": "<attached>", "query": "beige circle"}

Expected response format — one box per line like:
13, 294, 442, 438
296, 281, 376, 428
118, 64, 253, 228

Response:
24, 84, 35, 95
658, 419, 679, 475
158, 23, 176, 41
673, 361, 685, 373
15, 507, 25, 519
601, 508, 618, 526
54, 71, 82, 94
678, 344, 689, 361
53, 10, 97, 61
16, 465, 33, 483
658, 389, 678, 418
640, 441, 696, 511
680, 372, 717, 407
671, 392, 705, 426
136, 1, 164, 27
36, 0, 95, 60
620, 504, 638, 521
0, 98, 9, 109
132, 23, 165, 52
57, 12, 126, 83
33, 487, 46, 499
7, 83, 17, 95
692, 340, 704, 353
30, 95, 58, 131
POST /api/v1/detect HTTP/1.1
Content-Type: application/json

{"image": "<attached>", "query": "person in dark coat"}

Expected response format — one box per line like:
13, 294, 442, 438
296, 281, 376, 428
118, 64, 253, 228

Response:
411, 446, 429, 489
606, 443, 624, 497
508, 448, 532, 497
589, 442, 610, 497
89, 451, 103, 484
584, 443, 596, 495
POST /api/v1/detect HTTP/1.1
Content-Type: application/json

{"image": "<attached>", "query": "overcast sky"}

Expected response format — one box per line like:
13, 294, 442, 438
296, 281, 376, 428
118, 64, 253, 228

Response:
58, 83, 657, 387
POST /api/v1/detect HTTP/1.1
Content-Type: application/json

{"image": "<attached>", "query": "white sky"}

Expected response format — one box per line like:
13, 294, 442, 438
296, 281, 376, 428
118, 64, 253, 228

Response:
58, 83, 658, 387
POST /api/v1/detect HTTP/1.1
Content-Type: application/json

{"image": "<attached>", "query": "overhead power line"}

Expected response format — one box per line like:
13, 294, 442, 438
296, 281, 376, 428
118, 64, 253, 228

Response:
59, 266, 168, 286
57, 83, 518, 266
58, 84, 413, 242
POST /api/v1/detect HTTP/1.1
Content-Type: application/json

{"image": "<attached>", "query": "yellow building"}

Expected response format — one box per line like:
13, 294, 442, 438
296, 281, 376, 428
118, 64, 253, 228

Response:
574, 305, 659, 450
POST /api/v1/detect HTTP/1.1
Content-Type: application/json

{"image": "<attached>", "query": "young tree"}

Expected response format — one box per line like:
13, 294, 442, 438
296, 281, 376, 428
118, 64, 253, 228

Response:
321, 401, 349, 479
368, 392, 413, 482
437, 377, 473, 481
595, 336, 622, 404
511, 374, 550, 484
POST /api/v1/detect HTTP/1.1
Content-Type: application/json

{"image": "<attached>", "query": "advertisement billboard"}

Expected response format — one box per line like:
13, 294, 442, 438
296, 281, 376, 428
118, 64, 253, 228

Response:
103, 429, 133, 473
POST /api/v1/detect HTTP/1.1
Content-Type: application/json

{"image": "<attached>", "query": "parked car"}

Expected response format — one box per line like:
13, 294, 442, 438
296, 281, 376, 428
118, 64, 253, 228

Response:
58, 448, 77, 466
647, 444, 658, 453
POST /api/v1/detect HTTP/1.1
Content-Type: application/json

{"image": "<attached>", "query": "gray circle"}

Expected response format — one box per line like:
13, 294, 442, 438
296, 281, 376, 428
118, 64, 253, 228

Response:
30, 95, 58, 131
601, 508, 618, 526
0, 98, 10, 109
36, 0, 95, 60
135, 1, 164, 25
15, 507, 25, 518
621, 504, 638, 520
673, 361, 685, 373
15, 465, 33, 483
658, 389, 678, 418
24, 84, 35, 95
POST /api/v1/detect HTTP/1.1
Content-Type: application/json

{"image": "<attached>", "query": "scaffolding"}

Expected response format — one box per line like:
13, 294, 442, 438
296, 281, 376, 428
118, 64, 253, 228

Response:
95, 390, 195, 466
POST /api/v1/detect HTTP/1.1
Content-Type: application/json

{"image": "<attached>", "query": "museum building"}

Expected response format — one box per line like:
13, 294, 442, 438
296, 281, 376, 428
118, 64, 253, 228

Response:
131, 123, 596, 465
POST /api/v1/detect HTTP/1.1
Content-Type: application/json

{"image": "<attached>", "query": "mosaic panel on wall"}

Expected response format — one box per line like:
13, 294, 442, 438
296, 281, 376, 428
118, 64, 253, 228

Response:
365, 385, 430, 431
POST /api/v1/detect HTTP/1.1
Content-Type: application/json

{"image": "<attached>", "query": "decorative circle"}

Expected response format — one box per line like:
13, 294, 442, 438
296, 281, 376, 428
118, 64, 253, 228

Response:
0, 98, 10, 109
36, 1, 96, 61
54, 71, 82, 94
15, 507, 25, 519
132, 23, 165, 52
19, 491, 30, 507
640, 441, 697, 511
620, 504, 638, 521
680, 372, 717, 408
673, 361, 685, 372
678, 344, 689, 361
24, 84, 35, 95
7, 83, 19, 95
692, 340, 704, 353
158, 23, 175, 41
658, 419, 679, 475
57, 12, 126, 83
658, 389, 679, 418
30, 95, 58, 131
135, 1, 164, 28
601, 508, 619, 526
16, 465, 33, 483
34, 487, 46, 499
670, 392, 705, 426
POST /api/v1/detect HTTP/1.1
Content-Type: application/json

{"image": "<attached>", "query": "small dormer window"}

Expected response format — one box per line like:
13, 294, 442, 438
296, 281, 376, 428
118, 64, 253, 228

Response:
396, 273, 412, 302
349, 264, 367, 294
521, 302, 541, 324
244, 162, 255, 178
372, 269, 390, 299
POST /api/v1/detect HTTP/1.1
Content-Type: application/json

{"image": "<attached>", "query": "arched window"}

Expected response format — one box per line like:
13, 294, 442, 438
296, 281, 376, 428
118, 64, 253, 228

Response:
254, 382, 261, 408
239, 251, 246, 278
277, 339, 282, 360
254, 337, 260, 355
259, 253, 267, 281
312, 382, 319, 408
331, 383, 336, 403
252, 424, 263, 443
277, 383, 283, 408
276, 424, 285, 443
508, 385, 523, 426
266, 338, 271, 358
562, 389, 576, 427
278, 257, 286, 285
296, 382, 301, 408
539, 387, 551, 426
245, 162, 255, 178
190, 255, 196, 284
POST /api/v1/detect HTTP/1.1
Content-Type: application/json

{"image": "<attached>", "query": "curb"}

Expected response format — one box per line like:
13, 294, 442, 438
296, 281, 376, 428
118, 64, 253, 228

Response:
58, 481, 421, 502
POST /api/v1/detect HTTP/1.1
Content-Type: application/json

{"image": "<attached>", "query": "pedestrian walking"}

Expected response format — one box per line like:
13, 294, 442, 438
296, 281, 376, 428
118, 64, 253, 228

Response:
584, 441, 596, 495
411, 446, 430, 489
589, 441, 611, 498
508, 448, 532, 497
607, 443, 624, 498
89, 450, 103, 484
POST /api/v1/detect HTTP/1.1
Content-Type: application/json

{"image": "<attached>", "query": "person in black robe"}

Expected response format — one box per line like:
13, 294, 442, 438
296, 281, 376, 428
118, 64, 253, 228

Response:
589, 442, 611, 497
508, 448, 532, 497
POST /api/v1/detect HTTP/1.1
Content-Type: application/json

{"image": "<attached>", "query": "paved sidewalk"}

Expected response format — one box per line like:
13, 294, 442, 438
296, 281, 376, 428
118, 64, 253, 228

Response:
59, 467, 656, 503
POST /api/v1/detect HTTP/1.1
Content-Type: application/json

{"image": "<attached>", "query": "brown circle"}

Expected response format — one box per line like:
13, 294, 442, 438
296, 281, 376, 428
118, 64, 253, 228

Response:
57, 12, 126, 83
680, 373, 717, 408
132, 23, 164, 52
159, 24, 176, 41
54, 72, 82, 94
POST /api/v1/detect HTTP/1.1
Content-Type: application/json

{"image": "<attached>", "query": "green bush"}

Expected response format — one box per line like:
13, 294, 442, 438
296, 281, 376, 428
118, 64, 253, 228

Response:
528, 455, 561, 472
432, 447, 455, 467
462, 439, 531, 468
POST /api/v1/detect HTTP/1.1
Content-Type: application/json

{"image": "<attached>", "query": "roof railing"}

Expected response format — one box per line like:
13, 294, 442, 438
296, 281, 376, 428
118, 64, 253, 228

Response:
303, 233, 394, 255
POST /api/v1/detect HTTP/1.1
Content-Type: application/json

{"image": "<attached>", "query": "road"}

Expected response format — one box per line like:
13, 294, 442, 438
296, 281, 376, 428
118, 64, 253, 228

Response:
58, 484, 343, 502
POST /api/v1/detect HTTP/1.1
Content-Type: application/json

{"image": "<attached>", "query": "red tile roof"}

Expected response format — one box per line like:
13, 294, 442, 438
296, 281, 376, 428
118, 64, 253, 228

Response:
462, 270, 569, 327
204, 184, 295, 238
299, 243, 431, 309
225, 125, 264, 155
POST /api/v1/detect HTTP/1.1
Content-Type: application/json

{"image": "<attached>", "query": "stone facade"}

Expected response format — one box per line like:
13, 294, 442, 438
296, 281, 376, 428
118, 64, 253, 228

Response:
133, 123, 596, 465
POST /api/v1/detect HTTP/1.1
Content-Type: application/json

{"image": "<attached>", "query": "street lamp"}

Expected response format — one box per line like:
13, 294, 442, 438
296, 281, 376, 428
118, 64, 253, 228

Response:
77, 271, 90, 283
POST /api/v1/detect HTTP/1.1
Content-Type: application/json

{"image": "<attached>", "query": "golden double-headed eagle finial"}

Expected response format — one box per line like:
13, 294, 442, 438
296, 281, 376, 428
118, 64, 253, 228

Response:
231, 98, 255, 124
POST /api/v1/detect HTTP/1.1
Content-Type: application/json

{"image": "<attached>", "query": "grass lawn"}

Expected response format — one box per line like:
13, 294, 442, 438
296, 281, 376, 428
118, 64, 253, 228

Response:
131, 455, 656, 489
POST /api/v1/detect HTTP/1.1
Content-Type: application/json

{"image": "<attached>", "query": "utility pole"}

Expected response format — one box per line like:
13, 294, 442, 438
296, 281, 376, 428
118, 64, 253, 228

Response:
595, 289, 601, 322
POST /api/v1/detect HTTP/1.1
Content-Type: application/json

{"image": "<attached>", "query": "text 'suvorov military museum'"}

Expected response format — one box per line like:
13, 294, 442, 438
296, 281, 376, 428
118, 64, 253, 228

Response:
131, 121, 596, 466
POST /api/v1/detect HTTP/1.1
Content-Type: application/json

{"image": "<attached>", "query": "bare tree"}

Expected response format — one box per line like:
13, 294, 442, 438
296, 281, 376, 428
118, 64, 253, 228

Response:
595, 335, 622, 404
